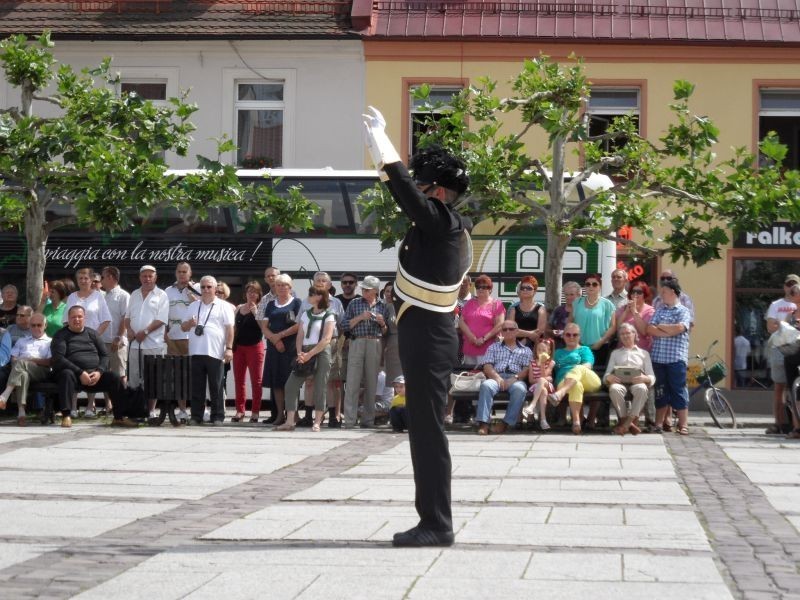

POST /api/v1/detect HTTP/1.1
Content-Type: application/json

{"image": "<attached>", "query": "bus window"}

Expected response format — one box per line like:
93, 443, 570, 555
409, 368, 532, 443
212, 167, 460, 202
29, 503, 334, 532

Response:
137, 206, 230, 234
345, 180, 382, 235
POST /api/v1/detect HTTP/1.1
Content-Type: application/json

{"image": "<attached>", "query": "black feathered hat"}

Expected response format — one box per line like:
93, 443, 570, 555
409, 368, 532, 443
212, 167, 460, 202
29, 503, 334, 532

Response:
409, 145, 469, 196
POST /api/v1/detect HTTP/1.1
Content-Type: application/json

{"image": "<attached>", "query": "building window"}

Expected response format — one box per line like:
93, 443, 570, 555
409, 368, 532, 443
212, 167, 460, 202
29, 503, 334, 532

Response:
759, 89, 800, 169
235, 81, 285, 168
409, 86, 462, 158
120, 80, 167, 102
587, 88, 640, 155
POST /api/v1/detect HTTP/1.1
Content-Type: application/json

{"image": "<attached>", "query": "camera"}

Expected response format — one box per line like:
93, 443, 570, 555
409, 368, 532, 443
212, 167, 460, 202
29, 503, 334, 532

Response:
194, 325, 204, 336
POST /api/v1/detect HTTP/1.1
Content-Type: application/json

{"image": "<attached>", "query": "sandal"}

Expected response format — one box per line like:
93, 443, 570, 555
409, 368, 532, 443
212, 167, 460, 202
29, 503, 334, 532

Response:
477, 423, 489, 436
678, 426, 689, 436
311, 423, 321, 432
231, 413, 245, 423
572, 423, 582, 435
249, 415, 260, 423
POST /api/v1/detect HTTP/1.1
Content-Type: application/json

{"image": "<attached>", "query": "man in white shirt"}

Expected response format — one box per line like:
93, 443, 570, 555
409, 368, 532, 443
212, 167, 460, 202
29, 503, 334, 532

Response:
182, 275, 234, 425
0, 312, 51, 426
606, 268, 629, 309
764, 273, 800, 434
164, 262, 198, 416
100, 266, 130, 414
125, 265, 170, 418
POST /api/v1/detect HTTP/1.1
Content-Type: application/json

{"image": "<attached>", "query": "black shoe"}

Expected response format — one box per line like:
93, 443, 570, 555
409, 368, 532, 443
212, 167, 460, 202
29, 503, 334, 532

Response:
392, 526, 454, 547
392, 427, 404, 433
296, 414, 313, 428
263, 414, 278, 424
328, 417, 342, 429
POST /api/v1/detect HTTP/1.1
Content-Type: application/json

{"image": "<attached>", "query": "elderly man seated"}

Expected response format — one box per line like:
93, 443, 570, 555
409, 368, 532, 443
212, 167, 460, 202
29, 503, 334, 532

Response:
475, 320, 532, 435
6, 305, 33, 346
603, 322, 656, 436
51, 305, 128, 427
0, 313, 51, 426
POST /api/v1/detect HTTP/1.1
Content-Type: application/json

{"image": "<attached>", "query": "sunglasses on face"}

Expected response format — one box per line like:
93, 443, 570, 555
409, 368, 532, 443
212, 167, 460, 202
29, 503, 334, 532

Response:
475, 285, 491, 290
563, 332, 579, 338
215, 291, 225, 296
200, 285, 214, 289
660, 276, 674, 282
519, 286, 535, 291
630, 289, 644, 295
585, 281, 600, 287
501, 327, 518, 332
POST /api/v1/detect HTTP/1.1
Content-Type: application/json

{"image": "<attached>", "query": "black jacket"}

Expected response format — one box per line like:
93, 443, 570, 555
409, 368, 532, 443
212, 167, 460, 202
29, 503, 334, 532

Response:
51, 326, 108, 376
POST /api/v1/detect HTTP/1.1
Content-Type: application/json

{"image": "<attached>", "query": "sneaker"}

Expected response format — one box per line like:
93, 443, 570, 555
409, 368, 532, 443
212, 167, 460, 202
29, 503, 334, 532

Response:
203, 407, 211, 423
149, 410, 158, 420
82, 409, 96, 419
70, 410, 79, 418
176, 409, 189, 422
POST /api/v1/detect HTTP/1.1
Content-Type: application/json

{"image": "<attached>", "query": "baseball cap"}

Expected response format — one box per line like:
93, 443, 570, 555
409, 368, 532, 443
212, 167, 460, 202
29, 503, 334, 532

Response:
361, 275, 380, 290
785, 274, 800, 285
393, 375, 405, 384
139, 265, 157, 273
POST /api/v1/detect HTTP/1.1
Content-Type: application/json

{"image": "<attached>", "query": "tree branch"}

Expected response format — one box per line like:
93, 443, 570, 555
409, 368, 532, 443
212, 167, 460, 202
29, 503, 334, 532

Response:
529, 159, 551, 186
511, 190, 550, 220
32, 94, 63, 108
587, 130, 629, 143
649, 184, 717, 210
564, 157, 621, 220
44, 215, 77, 235
0, 185, 29, 194
499, 91, 554, 108
0, 107, 22, 122
571, 227, 661, 255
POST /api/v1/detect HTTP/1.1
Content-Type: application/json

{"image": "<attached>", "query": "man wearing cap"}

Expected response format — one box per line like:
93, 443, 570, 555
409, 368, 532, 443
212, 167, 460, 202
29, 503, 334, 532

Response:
765, 273, 800, 434
341, 275, 389, 428
647, 279, 692, 435
363, 107, 471, 547
125, 265, 170, 417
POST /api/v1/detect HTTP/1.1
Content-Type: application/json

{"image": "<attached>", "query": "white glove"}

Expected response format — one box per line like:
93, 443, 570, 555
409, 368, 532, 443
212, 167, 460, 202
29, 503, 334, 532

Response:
362, 106, 401, 170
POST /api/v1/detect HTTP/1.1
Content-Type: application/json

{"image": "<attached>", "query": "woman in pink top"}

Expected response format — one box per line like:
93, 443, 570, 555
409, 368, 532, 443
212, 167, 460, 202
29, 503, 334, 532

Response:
458, 274, 505, 367
615, 281, 655, 352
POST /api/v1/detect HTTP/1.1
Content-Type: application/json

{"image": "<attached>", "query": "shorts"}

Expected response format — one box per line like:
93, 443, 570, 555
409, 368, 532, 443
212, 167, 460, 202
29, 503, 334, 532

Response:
653, 361, 690, 411
769, 346, 787, 384
106, 342, 128, 378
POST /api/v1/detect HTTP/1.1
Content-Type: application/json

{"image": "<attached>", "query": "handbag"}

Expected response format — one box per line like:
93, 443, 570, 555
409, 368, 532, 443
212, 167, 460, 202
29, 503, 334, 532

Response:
769, 321, 800, 356
291, 344, 318, 377
449, 370, 486, 393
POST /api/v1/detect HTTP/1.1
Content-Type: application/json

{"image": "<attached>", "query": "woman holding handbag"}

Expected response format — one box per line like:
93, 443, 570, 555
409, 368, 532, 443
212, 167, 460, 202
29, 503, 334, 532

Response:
276, 287, 336, 432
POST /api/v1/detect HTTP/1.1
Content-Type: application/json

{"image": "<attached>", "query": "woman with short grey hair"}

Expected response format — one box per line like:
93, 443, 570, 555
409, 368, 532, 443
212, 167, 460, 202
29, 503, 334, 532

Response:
603, 322, 656, 435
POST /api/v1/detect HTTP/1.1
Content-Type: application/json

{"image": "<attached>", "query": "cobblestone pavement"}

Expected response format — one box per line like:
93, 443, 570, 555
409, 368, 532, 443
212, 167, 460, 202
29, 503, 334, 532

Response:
0, 415, 797, 599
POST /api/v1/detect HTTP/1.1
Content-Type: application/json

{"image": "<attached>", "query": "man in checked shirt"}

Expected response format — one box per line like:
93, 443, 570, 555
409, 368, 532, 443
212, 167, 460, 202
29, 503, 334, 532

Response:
475, 320, 533, 435
341, 275, 390, 428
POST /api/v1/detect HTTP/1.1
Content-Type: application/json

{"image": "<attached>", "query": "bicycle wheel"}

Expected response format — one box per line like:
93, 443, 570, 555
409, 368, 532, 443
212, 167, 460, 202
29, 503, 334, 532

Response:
705, 387, 736, 429
789, 378, 800, 425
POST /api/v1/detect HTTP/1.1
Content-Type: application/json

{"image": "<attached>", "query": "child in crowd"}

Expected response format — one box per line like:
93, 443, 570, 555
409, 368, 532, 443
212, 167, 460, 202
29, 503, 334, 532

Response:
388, 375, 407, 433
522, 338, 555, 430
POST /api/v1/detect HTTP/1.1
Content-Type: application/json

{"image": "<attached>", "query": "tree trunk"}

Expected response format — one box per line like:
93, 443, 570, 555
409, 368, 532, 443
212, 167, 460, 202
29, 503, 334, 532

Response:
24, 205, 47, 310
544, 228, 570, 311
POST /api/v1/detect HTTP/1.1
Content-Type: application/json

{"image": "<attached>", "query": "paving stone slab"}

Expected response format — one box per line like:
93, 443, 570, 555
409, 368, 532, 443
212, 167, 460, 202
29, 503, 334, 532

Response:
0, 470, 253, 500
489, 478, 690, 505
0, 542, 60, 571
286, 477, 498, 502
0, 498, 177, 538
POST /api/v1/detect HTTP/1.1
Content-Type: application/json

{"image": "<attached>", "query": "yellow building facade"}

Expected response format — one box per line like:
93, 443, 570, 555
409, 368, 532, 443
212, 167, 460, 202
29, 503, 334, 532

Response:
364, 41, 800, 389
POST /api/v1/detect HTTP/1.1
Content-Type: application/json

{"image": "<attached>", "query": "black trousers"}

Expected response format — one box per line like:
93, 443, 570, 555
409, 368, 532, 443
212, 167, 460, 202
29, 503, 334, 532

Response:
398, 307, 456, 533
190, 355, 224, 422
56, 370, 121, 416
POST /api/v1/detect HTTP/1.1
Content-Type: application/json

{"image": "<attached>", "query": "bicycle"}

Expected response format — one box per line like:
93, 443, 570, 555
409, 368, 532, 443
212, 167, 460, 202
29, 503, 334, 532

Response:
687, 340, 737, 429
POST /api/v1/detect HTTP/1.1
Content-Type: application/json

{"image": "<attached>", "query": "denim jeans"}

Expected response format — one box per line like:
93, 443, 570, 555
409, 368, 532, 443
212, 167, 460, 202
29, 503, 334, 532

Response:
476, 374, 528, 425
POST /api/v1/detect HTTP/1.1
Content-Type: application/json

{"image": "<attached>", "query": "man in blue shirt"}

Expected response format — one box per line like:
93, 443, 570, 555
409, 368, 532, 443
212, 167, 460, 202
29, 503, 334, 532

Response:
476, 320, 533, 435
648, 279, 692, 435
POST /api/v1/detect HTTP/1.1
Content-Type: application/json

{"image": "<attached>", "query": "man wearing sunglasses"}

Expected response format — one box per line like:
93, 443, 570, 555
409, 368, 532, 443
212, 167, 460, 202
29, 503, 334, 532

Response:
652, 270, 695, 326
0, 313, 51, 426
764, 273, 800, 435
363, 106, 471, 547
475, 320, 532, 435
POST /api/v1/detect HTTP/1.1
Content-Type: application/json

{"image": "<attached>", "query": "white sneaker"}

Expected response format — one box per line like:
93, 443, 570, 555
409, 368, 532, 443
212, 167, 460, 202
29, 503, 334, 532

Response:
176, 409, 189, 421
203, 407, 211, 423
83, 409, 96, 419
149, 410, 158, 419
540, 420, 551, 431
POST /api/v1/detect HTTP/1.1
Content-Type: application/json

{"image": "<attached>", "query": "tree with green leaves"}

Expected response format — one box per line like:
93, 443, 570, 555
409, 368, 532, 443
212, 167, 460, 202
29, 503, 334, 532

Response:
360, 55, 800, 309
0, 32, 315, 305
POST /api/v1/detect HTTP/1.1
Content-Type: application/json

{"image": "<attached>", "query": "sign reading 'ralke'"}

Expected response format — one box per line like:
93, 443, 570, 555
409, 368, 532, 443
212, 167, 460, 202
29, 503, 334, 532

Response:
735, 225, 800, 249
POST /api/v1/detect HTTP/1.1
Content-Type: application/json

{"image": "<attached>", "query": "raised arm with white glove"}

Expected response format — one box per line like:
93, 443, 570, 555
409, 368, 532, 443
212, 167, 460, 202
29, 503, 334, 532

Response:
362, 106, 401, 176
